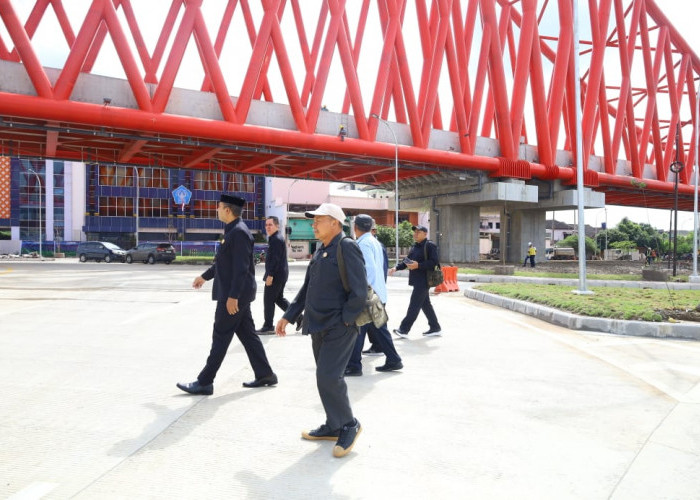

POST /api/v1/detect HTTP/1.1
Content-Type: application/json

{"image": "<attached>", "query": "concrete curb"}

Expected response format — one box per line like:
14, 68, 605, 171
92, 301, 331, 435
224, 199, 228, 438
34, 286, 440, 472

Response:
462, 282, 700, 341
458, 273, 700, 290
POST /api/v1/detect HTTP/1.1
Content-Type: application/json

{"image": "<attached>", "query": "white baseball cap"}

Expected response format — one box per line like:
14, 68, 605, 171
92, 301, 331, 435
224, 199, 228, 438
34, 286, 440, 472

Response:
305, 203, 346, 224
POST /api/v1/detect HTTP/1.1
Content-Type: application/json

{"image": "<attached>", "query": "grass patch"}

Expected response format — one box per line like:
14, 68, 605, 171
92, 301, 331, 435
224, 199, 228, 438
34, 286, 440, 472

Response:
474, 283, 700, 322
172, 255, 214, 265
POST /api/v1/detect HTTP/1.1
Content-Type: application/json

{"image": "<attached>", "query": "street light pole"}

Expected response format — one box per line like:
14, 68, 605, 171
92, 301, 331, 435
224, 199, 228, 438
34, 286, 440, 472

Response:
133, 166, 140, 247
371, 113, 400, 266
27, 167, 42, 258
572, 0, 591, 294
692, 84, 700, 280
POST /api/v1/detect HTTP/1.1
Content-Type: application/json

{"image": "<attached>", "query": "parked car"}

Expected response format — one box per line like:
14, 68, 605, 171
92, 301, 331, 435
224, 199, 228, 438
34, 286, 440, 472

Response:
77, 241, 127, 263
126, 242, 176, 264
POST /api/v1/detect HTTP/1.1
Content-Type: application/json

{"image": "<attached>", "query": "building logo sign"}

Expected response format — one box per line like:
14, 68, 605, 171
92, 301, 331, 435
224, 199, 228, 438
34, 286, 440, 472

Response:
172, 185, 192, 208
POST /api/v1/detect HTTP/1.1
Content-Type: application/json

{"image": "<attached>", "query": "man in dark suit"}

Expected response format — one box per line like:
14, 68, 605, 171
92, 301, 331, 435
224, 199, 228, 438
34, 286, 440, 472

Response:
177, 194, 277, 395
275, 203, 366, 458
256, 216, 290, 334
389, 225, 442, 338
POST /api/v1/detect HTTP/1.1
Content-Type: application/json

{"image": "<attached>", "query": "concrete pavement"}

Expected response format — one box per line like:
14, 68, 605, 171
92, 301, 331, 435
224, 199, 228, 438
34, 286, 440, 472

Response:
1, 260, 699, 499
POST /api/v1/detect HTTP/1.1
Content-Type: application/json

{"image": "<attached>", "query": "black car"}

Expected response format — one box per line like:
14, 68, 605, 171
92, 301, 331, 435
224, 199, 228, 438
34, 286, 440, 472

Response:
126, 243, 176, 264
76, 241, 127, 263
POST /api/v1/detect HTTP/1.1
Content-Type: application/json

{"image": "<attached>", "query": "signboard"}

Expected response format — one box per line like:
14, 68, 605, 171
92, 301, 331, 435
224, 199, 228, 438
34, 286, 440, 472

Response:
172, 185, 192, 207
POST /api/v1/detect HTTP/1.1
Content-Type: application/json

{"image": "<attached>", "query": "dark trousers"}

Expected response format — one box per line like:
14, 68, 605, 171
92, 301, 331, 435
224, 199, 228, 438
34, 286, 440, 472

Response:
347, 322, 402, 371
366, 329, 382, 351
311, 323, 358, 430
523, 255, 535, 267
399, 286, 441, 333
198, 300, 274, 386
262, 277, 290, 327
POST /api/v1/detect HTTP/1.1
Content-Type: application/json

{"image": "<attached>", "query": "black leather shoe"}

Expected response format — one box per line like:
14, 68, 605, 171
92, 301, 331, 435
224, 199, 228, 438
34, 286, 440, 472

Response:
255, 326, 275, 335
176, 380, 213, 395
344, 367, 362, 377
375, 361, 403, 372
295, 314, 304, 332
242, 373, 278, 388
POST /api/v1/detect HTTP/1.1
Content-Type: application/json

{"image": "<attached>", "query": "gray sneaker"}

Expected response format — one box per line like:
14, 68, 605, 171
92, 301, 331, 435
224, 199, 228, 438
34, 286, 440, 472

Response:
392, 328, 408, 339
422, 329, 442, 337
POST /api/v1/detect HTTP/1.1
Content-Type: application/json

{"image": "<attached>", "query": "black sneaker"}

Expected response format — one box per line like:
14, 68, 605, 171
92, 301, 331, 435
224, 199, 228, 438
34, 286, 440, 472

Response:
302, 423, 340, 441
333, 419, 362, 457
422, 328, 442, 337
362, 347, 383, 356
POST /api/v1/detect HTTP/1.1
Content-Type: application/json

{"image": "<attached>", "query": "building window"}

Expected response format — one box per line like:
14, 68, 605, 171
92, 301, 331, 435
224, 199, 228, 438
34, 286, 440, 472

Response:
193, 200, 217, 219
141, 198, 170, 217
53, 162, 65, 240
194, 171, 221, 190
18, 159, 44, 240
99, 196, 133, 216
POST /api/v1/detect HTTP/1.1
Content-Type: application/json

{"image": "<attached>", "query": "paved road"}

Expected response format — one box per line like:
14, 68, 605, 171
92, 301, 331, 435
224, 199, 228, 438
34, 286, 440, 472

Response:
1, 259, 699, 499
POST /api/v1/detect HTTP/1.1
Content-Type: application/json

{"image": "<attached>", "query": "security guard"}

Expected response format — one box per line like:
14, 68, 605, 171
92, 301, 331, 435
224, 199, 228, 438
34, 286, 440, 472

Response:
177, 194, 277, 395
256, 216, 291, 334
275, 203, 367, 458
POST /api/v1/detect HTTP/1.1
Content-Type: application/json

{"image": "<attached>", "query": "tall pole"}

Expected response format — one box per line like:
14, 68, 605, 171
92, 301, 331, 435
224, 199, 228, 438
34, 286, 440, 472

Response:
27, 168, 42, 258
133, 166, 139, 246
670, 123, 684, 277
692, 84, 700, 279
372, 114, 400, 266
604, 207, 608, 260
573, 0, 590, 294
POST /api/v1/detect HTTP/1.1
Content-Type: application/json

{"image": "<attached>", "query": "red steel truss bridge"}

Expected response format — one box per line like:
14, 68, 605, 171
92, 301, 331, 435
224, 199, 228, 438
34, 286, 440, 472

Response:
0, 0, 698, 210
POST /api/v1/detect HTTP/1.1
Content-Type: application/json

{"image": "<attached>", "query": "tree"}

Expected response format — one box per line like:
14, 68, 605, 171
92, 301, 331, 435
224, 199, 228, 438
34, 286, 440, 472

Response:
559, 234, 598, 258
375, 221, 414, 248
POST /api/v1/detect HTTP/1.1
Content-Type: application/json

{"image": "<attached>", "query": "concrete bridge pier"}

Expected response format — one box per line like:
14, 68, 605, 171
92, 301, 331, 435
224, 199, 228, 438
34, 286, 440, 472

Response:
430, 204, 481, 263
402, 175, 605, 264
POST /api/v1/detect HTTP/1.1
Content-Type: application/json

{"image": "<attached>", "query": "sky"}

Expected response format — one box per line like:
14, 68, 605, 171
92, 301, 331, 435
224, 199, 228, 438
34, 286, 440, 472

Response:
0, 1, 699, 231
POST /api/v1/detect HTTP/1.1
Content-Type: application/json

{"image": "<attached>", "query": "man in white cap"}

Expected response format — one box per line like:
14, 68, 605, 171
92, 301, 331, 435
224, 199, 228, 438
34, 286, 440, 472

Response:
276, 203, 367, 458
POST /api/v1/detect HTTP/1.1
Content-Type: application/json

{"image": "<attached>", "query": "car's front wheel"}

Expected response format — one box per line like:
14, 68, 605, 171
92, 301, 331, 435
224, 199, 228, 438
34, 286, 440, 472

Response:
104, 254, 112, 263
126, 255, 133, 264
79, 254, 87, 263
147, 255, 156, 264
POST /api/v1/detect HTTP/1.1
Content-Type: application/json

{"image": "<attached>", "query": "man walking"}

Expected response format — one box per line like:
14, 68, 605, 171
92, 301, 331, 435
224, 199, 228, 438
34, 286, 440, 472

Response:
345, 214, 402, 376
389, 225, 442, 338
256, 216, 290, 334
177, 194, 277, 395
275, 203, 366, 458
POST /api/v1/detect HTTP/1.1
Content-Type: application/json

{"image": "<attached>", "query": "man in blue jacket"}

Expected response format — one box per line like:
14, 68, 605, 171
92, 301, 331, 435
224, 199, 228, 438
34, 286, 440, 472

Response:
177, 194, 277, 395
275, 203, 366, 458
345, 214, 402, 376
389, 225, 442, 338
256, 216, 290, 334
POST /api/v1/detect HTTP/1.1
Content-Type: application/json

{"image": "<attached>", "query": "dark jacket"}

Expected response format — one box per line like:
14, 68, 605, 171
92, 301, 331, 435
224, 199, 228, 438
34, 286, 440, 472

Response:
395, 239, 439, 288
263, 230, 288, 282
201, 218, 257, 303
284, 232, 367, 334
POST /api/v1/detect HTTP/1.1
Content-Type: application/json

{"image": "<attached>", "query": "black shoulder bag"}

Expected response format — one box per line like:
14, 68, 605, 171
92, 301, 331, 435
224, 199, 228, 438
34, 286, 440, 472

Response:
424, 241, 444, 288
